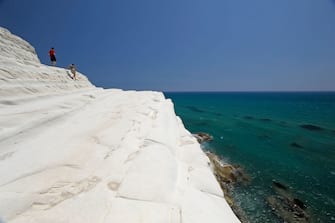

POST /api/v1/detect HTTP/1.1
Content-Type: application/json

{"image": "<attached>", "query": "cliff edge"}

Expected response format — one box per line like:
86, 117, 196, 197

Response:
0, 27, 240, 223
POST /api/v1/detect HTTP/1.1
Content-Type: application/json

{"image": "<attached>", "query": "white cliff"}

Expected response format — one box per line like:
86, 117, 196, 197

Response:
0, 27, 240, 223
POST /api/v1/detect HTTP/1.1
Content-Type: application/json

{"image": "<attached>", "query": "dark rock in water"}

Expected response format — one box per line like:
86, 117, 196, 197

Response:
290, 142, 304, 148
259, 118, 271, 122
300, 124, 323, 131
293, 198, 306, 210
243, 116, 254, 120
279, 121, 288, 127
258, 134, 271, 140
268, 180, 310, 223
267, 195, 309, 223
192, 132, 213, 143
273, 180, 288, 191
186, 106, 204, 113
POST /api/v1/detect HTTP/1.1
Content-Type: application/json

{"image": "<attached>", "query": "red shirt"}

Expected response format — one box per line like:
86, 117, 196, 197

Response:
49, 49, 55, 56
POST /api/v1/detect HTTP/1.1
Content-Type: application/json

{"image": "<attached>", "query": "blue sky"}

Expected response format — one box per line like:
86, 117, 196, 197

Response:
1, 0, 335, 91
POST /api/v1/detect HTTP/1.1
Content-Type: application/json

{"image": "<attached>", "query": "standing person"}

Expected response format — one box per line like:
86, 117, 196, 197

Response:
48, 47, 56, 66
69, 63, 77, 80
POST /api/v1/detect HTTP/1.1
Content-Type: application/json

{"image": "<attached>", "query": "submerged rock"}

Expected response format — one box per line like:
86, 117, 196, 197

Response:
243, 116, 254, 120
290, 142, 304, 148
293, 198, 307, 210
279, 121, 288, 127
267, 181, 310, 223
186, 106, 205, 113
300, 124, 323, 131
257, 134, 271, 140
267, 196, 309, 223
214, 112, 223, 117
272, 180, 288, 191
259, 118, 272, 122
193, 132, 213, 143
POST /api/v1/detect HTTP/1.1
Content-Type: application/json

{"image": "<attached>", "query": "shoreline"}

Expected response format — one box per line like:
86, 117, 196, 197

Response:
192, 133, 249, 222
190, 131, 314, 223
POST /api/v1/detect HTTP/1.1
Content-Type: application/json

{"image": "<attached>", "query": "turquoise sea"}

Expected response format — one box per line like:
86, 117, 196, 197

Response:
165, 92, 335, 223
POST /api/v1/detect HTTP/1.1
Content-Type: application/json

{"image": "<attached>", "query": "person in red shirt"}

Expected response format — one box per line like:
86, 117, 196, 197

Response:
48, 47, 56, 66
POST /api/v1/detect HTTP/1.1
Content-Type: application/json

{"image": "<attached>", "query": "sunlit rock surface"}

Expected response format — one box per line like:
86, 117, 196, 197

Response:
0, 27, 240, 223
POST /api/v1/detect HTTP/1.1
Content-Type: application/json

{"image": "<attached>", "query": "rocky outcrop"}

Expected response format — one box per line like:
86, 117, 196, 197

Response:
192, 132, 213, 143
206, 152, 250, 222
206, 152, 250, 188
0, 27, 40, 64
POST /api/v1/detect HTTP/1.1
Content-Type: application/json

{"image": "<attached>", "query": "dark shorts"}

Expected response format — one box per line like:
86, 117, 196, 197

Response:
50, 55, 56, 62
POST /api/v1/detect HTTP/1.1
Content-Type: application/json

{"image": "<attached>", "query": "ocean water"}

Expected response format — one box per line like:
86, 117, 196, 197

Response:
164, 92, 335, 223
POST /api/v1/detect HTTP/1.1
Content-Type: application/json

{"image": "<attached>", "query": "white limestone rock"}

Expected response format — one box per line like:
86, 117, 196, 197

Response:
0, 27, 40, 65
0, 27, 241, 223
